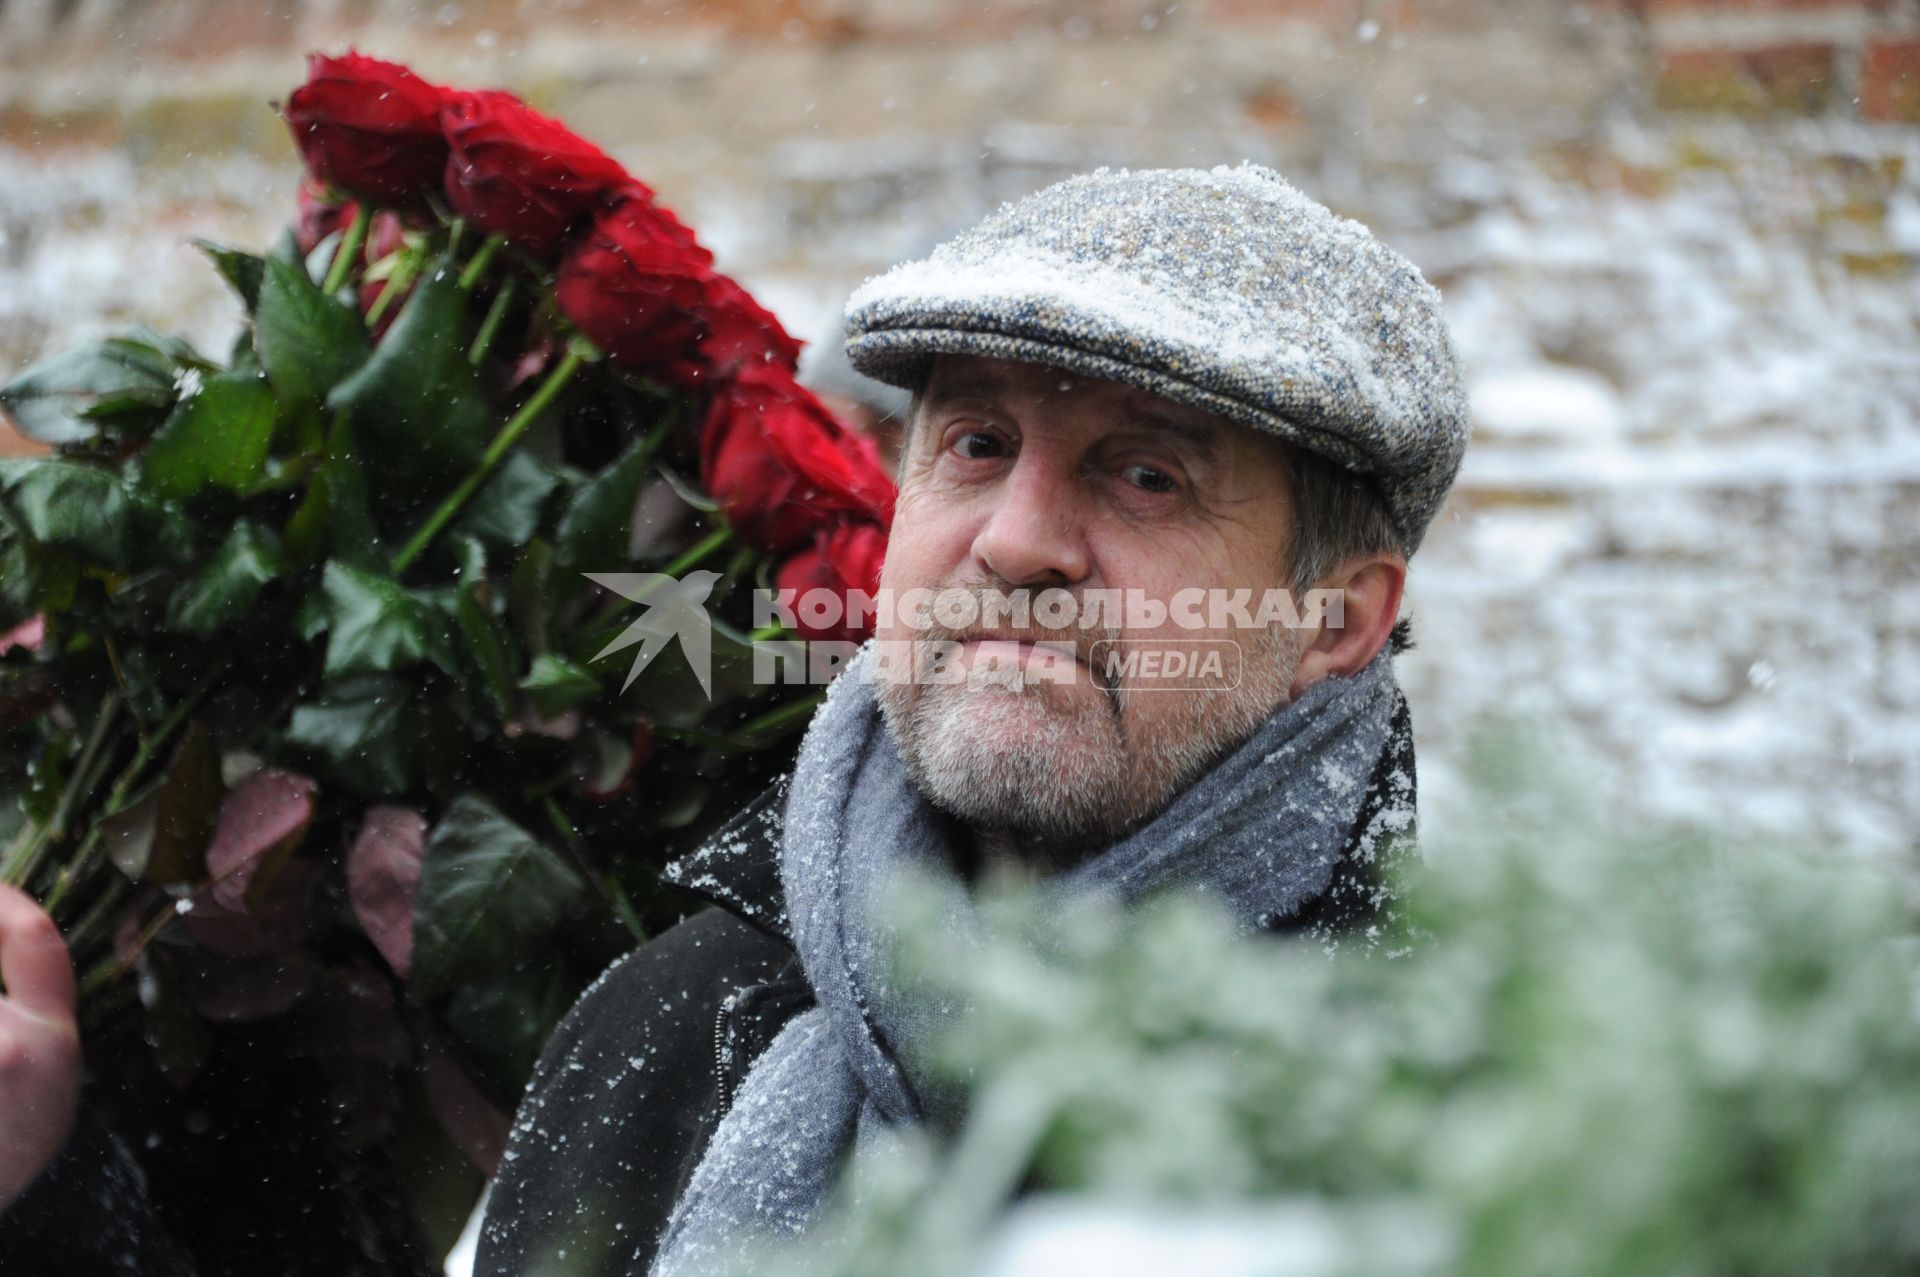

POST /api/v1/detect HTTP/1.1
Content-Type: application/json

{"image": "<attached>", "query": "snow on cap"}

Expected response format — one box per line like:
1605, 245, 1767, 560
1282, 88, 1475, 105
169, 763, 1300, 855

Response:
843, 163, 1469, 555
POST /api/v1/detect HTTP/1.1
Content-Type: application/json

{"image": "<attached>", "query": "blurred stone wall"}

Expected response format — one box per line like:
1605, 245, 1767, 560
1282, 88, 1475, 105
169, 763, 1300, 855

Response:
2, 0, 1911, 408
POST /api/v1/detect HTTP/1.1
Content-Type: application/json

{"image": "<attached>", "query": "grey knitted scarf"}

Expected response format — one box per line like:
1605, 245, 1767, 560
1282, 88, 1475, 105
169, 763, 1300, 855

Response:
648, 640, 1413, 1277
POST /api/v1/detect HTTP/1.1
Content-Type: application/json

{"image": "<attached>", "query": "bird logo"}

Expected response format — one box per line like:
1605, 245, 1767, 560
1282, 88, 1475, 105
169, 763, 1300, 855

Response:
583, 570, 721, 698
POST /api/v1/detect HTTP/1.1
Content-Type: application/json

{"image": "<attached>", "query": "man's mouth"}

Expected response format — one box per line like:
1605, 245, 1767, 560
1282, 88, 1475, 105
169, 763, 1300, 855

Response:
958, 634, 1083, 663
952, 633, 1125, 697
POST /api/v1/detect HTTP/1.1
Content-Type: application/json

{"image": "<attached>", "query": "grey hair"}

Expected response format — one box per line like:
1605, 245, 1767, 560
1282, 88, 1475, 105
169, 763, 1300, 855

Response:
1271, 440, 1415, 655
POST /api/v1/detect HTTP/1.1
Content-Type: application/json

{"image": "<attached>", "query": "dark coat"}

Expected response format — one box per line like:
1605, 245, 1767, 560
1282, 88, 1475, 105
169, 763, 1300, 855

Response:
475, 779, 812, 1277
476, 685, 1416, 1276
3, 691, 1413, 1276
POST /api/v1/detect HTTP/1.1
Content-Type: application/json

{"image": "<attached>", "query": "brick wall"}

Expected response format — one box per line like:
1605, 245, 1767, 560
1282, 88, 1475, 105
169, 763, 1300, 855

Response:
1589, 0, 1920, 120
0, 0, 1912, 126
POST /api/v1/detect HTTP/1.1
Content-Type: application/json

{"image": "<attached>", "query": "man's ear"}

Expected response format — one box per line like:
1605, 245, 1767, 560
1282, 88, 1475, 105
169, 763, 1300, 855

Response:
1288, 552, 1406, 698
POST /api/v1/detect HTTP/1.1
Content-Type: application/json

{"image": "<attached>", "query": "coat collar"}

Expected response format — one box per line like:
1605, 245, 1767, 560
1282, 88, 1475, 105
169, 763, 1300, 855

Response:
659, 771, 794, 946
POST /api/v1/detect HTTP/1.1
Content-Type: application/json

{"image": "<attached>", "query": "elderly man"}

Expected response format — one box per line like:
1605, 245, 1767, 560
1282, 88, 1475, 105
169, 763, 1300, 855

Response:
0, 164, 1466, 1276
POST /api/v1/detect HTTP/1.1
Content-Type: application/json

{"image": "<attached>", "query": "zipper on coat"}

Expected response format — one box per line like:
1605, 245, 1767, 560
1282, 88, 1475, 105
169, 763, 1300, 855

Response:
712, 988, 742, 1114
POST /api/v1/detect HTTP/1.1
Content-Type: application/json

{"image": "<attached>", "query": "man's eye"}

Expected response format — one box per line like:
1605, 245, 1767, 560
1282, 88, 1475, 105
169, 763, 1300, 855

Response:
952, 431, 1005, 460
1121, 463, 1180, 494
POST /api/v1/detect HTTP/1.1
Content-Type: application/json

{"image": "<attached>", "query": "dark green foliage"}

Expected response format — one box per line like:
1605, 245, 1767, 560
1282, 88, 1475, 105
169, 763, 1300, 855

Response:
0, 224, 814, 1262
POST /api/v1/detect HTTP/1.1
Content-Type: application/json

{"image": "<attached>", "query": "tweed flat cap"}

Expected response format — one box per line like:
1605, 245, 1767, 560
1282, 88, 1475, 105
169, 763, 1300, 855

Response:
843, 163, 1469, 555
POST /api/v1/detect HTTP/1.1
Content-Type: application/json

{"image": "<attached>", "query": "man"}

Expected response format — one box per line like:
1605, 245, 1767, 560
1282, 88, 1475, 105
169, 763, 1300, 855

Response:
0, 163, 1466, 1276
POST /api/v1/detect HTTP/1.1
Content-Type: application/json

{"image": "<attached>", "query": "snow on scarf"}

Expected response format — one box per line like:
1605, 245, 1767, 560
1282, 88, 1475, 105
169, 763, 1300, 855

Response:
647, 639, 1413, 1276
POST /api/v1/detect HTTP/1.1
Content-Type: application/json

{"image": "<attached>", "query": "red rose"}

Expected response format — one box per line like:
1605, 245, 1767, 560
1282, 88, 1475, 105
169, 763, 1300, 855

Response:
693, 275, 804, 382
699, 364, 896, 554
555, 191, 804, 388
442, 90, 633, 256
284, 52, 450, 208
774, 519, 888, 644
555, 194, 715, 377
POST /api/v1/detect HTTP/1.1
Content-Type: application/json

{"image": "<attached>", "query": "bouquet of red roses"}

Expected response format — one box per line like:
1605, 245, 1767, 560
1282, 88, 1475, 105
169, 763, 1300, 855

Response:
0, 51, 890, 1267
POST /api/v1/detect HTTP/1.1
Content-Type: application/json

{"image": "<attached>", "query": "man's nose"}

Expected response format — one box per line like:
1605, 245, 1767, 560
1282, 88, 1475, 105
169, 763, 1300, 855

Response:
968, 448, 1091, 587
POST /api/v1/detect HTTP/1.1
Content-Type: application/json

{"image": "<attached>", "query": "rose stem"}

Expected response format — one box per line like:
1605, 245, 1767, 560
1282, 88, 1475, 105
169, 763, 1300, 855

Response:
468, 277, 519, 367
0, 693, 120, 891
40, 672, 219, 916
391, 347, 588, 575
733, 691, 827, 740
321, 205, 370, 297
361, 250, 420, 330
652, 690, 824, 750
458, 233, 507, 293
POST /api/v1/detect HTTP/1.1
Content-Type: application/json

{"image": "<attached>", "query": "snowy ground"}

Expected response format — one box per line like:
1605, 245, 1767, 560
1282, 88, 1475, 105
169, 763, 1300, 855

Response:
3, 113, 1916, 869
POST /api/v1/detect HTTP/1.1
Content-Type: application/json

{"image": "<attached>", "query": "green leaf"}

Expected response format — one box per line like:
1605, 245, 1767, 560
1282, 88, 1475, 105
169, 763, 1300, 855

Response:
518, 652, 600, 721
506, 538, 555, 658
142, 370, 278, 500
454, 594, 516, 724
269, 225, 303, 268
411, 794, 591, 997
0, 458, 192, 569
0, 541, 78, 616
194, 239, 267, 312
0, 339, 178, 445
255, 255, 370, 409
555, 430, 655, 569
293, 588, 329, 643
440, 960, 577, 1096
285, 413, 382, 571
449, 539, 516, 722
122, 326, 209, 371
453, 533, 487, 591
452, 451, 559, 550
326, 256, 493, 497
149, 723, 223, 885
115, 642, 169, 725
285, 673, 420, 796
320, 559, 451, 678
166, 522, 289, 635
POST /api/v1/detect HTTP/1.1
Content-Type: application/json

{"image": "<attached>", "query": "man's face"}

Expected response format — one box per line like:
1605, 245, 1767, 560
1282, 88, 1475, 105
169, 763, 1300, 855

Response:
873, 353, 1305, 856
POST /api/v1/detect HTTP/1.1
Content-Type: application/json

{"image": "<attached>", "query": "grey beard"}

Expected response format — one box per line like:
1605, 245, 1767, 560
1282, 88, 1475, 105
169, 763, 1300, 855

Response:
875, 627, 1302, 852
